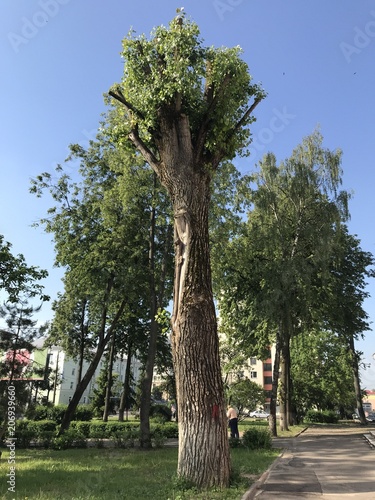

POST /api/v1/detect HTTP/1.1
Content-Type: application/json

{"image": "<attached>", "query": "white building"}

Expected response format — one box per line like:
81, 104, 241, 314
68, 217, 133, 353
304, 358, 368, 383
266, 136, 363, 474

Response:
43, 346, 141, 406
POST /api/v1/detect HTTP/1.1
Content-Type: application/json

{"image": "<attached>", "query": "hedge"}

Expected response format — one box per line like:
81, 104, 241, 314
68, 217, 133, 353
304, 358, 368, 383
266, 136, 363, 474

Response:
304, 410, 339, 424
12, 419, 179, 449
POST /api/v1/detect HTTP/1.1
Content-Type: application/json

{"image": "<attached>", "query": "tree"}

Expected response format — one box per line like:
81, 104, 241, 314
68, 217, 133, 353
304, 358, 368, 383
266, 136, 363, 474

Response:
217, 130, 350, 433
0, 235, 48, 304
108, 11, 264, 487
226, 378, 265, 419
32, 133, 174, 436
323, 227, 375, 424
0, 299, 47, 439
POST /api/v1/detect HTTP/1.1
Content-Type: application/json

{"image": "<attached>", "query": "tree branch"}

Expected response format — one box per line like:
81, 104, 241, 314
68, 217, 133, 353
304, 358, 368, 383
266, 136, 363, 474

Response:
108, 89, 145, 122
128, 127, 161, 175
194, 74, 232, 163
232, 96, 263, 136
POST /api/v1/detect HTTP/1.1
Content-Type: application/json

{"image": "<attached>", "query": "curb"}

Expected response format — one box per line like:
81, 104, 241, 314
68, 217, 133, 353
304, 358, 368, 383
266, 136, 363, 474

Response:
240, 450, 285, 500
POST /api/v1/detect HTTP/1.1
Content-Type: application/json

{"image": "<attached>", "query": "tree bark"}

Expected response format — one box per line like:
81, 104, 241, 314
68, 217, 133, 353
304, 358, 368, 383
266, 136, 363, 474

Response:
103, 330, 116, 421
118, 342, 133, 422
269, 328, 281, 437
349, 336, 367, 425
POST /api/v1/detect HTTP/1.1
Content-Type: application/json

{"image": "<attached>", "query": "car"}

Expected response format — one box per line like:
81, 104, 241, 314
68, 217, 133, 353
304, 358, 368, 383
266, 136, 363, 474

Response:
366, 413, 375, 422
249, 410, 270, 419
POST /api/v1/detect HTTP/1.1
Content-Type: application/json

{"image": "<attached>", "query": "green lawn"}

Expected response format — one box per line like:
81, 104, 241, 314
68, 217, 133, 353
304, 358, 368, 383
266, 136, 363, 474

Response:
0, 446, 280, 500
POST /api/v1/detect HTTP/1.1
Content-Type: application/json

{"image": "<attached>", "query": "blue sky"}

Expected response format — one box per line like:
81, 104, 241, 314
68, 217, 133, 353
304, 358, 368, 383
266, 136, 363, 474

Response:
1, 0, 375, 387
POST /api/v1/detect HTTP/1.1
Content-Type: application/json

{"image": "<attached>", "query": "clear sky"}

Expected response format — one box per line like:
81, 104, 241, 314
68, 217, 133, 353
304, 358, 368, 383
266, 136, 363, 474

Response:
1, 0, 375, 387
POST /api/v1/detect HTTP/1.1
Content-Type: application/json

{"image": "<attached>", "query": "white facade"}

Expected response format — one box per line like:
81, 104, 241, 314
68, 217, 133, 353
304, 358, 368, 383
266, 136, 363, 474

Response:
44, 346, 141, 406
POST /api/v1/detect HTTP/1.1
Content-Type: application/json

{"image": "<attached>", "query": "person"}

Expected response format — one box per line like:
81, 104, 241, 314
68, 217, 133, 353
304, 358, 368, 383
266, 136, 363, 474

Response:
227, 404, 239, 439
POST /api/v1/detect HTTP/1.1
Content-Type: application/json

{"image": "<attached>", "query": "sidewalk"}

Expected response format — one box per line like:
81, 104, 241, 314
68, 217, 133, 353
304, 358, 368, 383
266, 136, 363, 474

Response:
243, 424, 375, 499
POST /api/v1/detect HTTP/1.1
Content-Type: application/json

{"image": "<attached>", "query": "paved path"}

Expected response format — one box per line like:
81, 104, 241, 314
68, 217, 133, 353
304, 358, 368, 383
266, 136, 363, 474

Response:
244, 425, 375, 499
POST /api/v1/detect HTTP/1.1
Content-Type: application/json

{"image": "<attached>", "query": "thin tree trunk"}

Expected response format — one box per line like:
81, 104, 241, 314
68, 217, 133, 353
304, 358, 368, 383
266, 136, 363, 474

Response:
140, 179, 158, 448
118, 342, 133, 422
269, 328, 281, 437
103, 330, 116, 421
349, 336, 367, 425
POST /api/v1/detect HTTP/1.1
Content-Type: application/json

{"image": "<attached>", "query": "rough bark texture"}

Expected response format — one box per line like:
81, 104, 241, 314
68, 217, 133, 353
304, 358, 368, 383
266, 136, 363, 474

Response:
158, 115, 230, 487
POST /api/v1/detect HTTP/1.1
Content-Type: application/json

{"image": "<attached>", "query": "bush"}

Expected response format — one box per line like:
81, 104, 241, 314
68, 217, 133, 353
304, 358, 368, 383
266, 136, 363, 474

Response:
70, 421, 91, 437
304, 410, 339, 424
242, 427, 272, 450
149, 404, 172, 423
74, 405, 93, 421
15, 420, 36, 448
111, 427, 139, 448
51, 429, 87, 450
27, 404, 93, 423
151, 422, 178, 439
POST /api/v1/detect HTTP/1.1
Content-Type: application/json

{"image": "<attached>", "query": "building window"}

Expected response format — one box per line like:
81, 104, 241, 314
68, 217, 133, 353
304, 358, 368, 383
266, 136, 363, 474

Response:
263, 363, 272, 372
83, 397, 86, 404
264, 376, 273, 385
70, 382, 74, 390
72, 368, 75, 375
250, 371, 257, 378
250, 358, 257, 365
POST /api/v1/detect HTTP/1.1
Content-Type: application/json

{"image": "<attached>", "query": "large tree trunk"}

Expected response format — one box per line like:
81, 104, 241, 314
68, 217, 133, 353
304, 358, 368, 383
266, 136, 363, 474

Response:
154, 113, 230, 487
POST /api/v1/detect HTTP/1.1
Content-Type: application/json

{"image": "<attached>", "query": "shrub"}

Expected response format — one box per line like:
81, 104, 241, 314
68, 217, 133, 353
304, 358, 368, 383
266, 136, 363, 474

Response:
242, 427, 272, 450
74, 405, 93, 421
151, 427, 166, 448
15, 420, 36, 448
151, 422, 178, 439
51, 429, 87, 450
111, 427, 139, 448
149, 404, 172, 423
70, 421, 91, 437
304, 410, 339, 424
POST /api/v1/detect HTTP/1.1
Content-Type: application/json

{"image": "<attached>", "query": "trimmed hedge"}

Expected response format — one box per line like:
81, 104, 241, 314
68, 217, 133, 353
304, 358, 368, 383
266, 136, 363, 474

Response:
304, 410, 339, 424
12, 419, 179, 449
26, 404, 93, 423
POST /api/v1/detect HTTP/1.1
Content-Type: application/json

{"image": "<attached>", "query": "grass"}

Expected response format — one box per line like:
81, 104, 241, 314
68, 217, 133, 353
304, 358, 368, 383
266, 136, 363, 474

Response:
0, 446, 279, 500
0, 421, 305, 499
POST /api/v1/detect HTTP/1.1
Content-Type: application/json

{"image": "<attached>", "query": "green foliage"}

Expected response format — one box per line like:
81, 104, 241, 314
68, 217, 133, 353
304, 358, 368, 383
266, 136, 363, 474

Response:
0, 234, 48, 303
226, 378, 266, 418
51, 428, 87, 450
150, 403, 172, 423
304, 410, 339, 424
109, 13, 265, 167
241, 427, 272, 450
27, 404, 93, 422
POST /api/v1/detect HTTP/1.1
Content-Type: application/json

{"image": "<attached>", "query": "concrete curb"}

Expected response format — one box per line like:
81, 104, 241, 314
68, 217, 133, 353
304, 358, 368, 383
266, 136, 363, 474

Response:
241, 450, 285, 500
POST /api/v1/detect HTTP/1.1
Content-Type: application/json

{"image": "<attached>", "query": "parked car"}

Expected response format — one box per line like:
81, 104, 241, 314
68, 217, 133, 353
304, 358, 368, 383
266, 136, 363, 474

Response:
249, 410, 270, 419
366, 413, 375, 422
